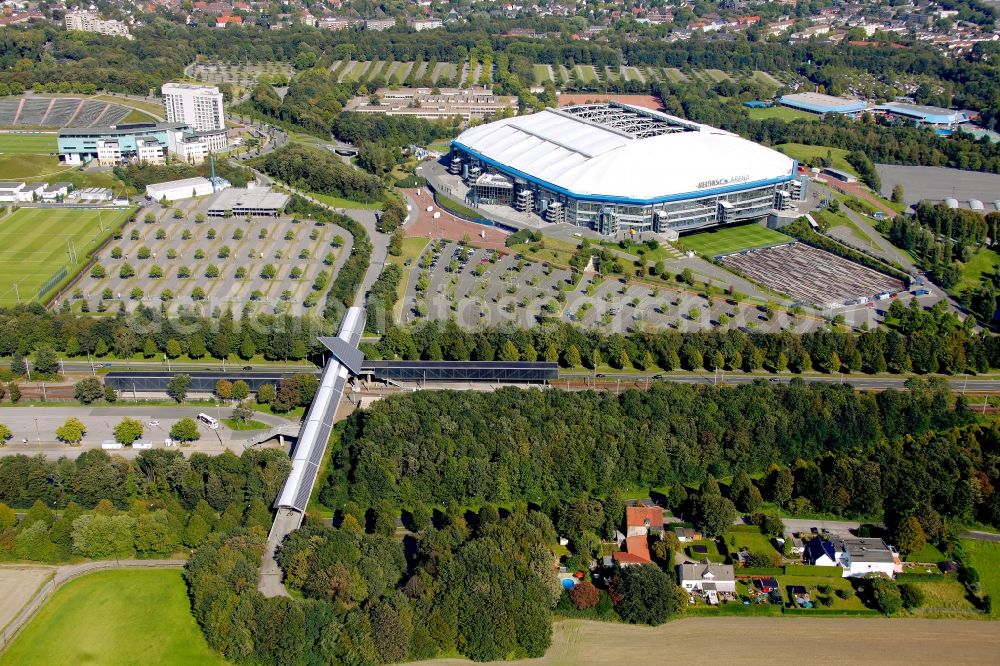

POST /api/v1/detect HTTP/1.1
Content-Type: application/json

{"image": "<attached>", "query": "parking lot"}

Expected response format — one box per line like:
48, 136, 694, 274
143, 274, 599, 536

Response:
0, 406, 294, 456
398, 240, 811, 334
70, 196, 351, 317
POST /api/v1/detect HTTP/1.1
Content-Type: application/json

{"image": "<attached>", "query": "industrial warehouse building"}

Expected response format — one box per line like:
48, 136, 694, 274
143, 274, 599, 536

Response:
145, 176, 230, 202
449, 102, 802, 235
778, 92, 868, 116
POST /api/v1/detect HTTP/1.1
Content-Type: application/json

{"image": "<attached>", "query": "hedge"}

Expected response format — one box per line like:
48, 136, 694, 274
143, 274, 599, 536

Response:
782, 607, 879, 617
895, 572, 946, 582
783, 565, 844, 577
688, 604, 783, 617
739, 567, 784, 577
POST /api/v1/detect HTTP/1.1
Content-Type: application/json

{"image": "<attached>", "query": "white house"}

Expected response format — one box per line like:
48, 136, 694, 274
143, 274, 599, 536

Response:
804, 536, 900, 578
40, 182, 71, 201
0, 181, 44, 202
679, 562, 736, 597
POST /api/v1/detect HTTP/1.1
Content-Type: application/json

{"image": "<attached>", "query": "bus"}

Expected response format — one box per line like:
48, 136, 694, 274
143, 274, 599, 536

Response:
197, 413, 219, 430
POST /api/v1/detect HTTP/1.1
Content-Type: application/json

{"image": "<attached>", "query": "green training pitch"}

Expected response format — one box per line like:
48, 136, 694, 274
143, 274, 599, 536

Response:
0, 568, 225, 666
680, 223, 791, 257
0, 207, 128, 307
0, 132, 57, 154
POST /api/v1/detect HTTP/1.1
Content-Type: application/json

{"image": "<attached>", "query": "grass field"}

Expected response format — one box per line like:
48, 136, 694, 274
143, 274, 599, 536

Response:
745, 106, 815, 122
433, 617, 1000, 665
775, 143, 857, 176
679, 223, 791, 257
0, 133, 57, 154
0, 154, 62, 179
0, 569, 225, 666
309, 190, 384, 211
964, 539, 1000, 617
957, 247, 1000, 293
0, 207, 129, 306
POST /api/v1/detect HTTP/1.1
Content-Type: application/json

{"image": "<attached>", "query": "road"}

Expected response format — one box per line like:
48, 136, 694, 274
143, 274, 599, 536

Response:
59, 359, 314, 374
0, 406, 295, 459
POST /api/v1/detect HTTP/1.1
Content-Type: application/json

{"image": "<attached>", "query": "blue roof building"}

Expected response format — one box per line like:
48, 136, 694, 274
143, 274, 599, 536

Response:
779, 92, 868, 116
874, 102, 968, 127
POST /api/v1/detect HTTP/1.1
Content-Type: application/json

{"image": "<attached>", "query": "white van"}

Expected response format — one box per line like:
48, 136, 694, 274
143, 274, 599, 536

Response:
101, 440, 123, 450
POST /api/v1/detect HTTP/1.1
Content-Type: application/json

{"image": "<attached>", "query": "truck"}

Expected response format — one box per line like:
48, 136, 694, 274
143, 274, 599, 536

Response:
913, 289, 930, 296
101, 440, 123, 450
132, 440, 153, 450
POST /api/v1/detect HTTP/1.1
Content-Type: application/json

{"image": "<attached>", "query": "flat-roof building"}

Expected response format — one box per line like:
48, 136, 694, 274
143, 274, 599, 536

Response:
873, 102, 969, 128
779, 92, 868, 116
346, 88, 517, 122
450, 102, 799, 235
206, 187, 289, 217
146, 177, 229, 202
162, 83, 226, 132
58, 122, 189, 166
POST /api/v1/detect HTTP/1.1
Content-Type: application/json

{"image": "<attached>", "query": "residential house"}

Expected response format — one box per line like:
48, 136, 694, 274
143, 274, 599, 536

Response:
613, 535, 652, 566
673, 526, 702, 543
625, 505, 665, 538
678, 562, 736, 603
804, 536, 901, 578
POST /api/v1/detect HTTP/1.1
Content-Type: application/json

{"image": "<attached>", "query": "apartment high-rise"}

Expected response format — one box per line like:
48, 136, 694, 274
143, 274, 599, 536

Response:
162, 83, 225, 132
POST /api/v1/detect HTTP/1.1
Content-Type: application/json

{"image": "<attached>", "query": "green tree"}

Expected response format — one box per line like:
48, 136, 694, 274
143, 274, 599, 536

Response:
165, 339, 182, 359
695, 495, 736, 537
891, 516, 926, 556
868, 574, 903, 615
239, 336, 256, 360
166, 374, 191, 402
170, 418, 200, 442
215, 379, 233, 400
0, 424, 11, 446
113, 417, 144, 446
55, 417, 86, 444
74, 377, 104, 404
613, 565, 678, 625
499, 340, 520, 362
257, 383, 276, 405
563, 345, 582, 368
33, 346, 59, 375
231, 380, 250, 402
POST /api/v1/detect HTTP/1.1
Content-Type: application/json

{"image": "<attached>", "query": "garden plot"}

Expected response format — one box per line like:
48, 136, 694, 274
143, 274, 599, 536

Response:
70, 199, 347, 317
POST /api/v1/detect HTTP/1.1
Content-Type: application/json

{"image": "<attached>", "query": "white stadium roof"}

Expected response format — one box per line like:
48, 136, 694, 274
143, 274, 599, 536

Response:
453, 103, 796, 203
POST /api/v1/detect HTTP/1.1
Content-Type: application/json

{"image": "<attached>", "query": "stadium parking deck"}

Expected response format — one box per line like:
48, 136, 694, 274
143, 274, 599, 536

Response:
720, 243, 904, 307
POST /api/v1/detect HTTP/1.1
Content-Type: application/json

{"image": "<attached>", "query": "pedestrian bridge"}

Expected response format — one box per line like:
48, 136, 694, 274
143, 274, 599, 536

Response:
273, 306, 365, 514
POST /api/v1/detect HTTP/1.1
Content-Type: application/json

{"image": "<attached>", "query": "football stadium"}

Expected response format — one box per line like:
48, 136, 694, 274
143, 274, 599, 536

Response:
449, 102, 804, 236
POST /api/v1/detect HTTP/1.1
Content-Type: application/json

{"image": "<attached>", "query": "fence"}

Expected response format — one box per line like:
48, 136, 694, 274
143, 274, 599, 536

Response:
0, 559, 185, 649
36, 267, 68, 301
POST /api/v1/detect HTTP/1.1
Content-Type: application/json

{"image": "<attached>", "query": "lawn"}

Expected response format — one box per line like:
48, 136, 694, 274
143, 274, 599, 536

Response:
388, 236, 430, 310
222, 417, 268, 431
907, 577, 978, 615
686, 538, 725, 563
957, 247, 1000, 293
0, 207, 129, 307
679, 223, 791, 257
576, 66, 599, 83
0, 132, 57, 154
774, 143, 857, 176
746, 106, 815, 122
309, 190, 384, 211
533, 64, 553, 84
724, 525, 780, 559
92, 95, 164, 120
776, 574, 866, 610
0, 154, 63, 179
903, 542, 947, 563
963, 539, 1000, 617
0, 569, 225, 666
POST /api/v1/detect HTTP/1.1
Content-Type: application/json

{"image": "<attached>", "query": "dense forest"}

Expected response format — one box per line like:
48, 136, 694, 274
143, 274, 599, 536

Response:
317, 381, 997, 527
0, 448, 290, 562
187, 500, 685, 665
887, 203, 1000, 300
258, 144, 384, 203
